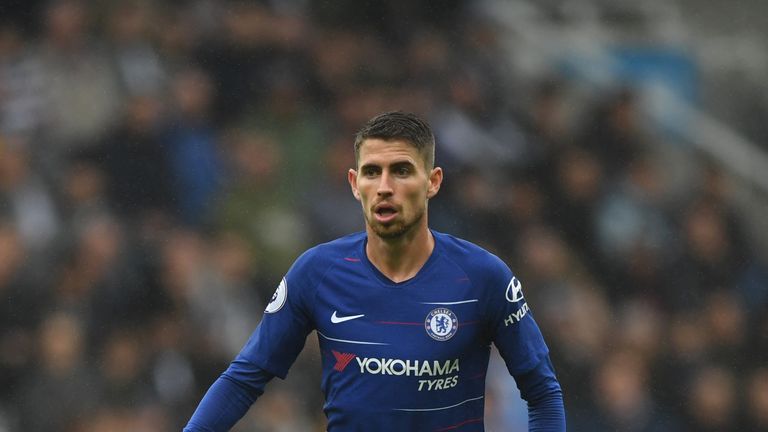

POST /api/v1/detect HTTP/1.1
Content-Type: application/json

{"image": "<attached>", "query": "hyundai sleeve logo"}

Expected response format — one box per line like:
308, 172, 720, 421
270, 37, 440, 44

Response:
505, 277, 524, 303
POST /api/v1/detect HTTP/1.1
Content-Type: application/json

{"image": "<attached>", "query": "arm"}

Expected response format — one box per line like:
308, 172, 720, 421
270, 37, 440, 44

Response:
184, 358, 274, 432
185, 254, 318, 431
474, 254, 565, 430
514, 356, 566, 431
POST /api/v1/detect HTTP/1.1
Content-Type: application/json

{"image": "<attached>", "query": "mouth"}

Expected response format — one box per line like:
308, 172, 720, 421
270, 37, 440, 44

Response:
373, 203, 399, 223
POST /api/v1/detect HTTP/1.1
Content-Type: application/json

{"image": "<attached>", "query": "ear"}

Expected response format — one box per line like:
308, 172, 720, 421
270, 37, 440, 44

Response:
348, 168, 361, 201
427, 167, 443, 199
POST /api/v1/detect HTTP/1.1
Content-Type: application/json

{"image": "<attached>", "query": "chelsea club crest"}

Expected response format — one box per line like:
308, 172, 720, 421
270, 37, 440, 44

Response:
425, 308, 458, 341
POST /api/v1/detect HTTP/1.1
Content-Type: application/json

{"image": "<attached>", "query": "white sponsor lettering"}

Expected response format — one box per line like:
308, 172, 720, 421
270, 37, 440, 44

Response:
390, 359, 405, 375
504, 302, 530, 326
355, 357, 459, 377
418, 375, 459, 391
406, 361, 419, 376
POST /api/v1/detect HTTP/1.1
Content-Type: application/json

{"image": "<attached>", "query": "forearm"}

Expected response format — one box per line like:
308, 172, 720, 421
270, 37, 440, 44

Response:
184, 358, 274, 432
527, 390, 566, 431
515, 356, 566, 431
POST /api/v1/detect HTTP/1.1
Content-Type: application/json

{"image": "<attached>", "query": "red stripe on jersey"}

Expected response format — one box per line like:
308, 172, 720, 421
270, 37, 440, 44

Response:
458, 320, 479, 327
434, 417, 483, 431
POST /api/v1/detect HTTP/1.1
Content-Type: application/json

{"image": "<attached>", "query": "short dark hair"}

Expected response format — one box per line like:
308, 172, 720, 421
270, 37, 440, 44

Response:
354, 111, 435, 169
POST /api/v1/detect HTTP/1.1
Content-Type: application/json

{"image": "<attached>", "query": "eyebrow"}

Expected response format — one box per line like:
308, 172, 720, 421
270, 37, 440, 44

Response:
390, 160, 415, 168
359, 159, 416, 170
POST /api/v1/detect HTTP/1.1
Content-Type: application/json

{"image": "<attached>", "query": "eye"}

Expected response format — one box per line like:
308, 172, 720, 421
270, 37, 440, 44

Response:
362, 166, 380, 177
394, 166, 411, 176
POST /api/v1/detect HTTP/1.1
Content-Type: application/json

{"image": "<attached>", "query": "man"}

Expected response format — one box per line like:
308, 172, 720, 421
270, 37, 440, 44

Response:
184, 111, 566, 431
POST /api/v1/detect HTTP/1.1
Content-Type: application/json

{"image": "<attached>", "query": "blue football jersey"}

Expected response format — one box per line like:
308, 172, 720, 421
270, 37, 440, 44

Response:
237, 230, 550, 431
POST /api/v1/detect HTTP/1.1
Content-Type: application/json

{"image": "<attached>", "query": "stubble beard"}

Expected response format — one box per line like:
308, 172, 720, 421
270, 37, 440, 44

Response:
368, 207, 426, 240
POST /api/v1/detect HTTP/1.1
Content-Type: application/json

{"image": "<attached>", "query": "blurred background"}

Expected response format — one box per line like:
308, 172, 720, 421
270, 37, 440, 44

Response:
1, 0, 768, 431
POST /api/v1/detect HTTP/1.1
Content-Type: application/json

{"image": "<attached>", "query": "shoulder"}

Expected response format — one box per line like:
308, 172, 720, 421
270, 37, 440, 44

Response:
434, 231, 513, 285
288, 231, 365, 281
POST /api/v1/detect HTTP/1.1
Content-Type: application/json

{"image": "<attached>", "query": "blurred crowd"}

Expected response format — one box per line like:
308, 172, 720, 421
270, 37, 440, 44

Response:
1, 0, 768, 431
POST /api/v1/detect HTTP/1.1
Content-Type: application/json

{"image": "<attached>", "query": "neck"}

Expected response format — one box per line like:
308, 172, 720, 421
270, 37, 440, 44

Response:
366, 225, 434, 283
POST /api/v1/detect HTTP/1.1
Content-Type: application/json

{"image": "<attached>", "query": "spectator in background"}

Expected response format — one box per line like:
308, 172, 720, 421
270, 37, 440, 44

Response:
214, 129, 309, 282
184, 232, 263, 358
665, 198, 753, 311
240, 70, 331, 204
745, 368, 768, 431
305, 136, 367, 241
147, 310, 198, 425
246, 387, 318, 432
165, 68, 223, 227
522, 79, 574, 167
17, 312, 99, 432
34, 0, 122, 176
59, 154, 110, 225
594, 152, 674, 303
432, 66, 528, 171
493, 170, 550, 255
51, 213, 158, 348
652, 313, 711, 414
153, 3, 200, 71
206, 1, 309, 127
0, 136, 60, 260
105, 0, 167, 98
95, 329, 152, 409
99, 95, 172, 222
403, 29, 452, 102
0, 22, 47, 136
570, 349, 677, 431
579, 88, 647, 181
0, 221, 45, 413
547, 146, 604, 272
442, 166, 504, 248
514, 225, 610, 416
701, 290, 748, 369
682, 365, 740, 432
695, 163, 768, 314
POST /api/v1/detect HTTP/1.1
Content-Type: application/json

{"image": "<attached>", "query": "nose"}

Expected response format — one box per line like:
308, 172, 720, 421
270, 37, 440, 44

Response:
376, 171, 394, 196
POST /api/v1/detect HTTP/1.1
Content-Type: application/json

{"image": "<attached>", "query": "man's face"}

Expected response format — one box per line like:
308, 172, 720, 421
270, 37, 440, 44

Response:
348, 139, 442, 239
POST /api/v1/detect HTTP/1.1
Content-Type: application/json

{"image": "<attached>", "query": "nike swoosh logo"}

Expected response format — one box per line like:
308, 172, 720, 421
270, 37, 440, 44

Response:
331, 311, 365, 324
